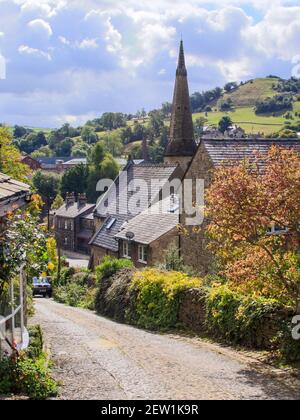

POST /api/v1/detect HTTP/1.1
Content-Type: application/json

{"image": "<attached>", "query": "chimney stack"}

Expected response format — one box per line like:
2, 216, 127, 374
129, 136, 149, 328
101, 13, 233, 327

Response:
78, 193, 87, 207
66, 192, 75, 207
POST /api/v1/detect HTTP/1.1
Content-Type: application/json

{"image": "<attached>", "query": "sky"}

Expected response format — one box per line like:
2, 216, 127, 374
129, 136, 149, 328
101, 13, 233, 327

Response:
0, 0, 300, 128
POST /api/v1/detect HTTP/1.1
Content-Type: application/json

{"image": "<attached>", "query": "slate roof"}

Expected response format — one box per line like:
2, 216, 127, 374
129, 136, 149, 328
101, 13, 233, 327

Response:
63, 158, 87, 166
90, 215, 129, 252
55, 202, 95, 219
0, 173, 30, 217
202, 139, 300, 171
95, 161, 180, 218
115, 199, 179, 245
91, 161, 180, 250
35, 157, 71, 165
0, 173, 30, 201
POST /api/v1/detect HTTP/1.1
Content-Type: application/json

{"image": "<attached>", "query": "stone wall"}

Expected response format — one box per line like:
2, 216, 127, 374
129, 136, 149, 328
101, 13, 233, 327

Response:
150, 230, 179, 266
180, 142, 215, 275
178, 288, 207, 334
90, 245, 118, 269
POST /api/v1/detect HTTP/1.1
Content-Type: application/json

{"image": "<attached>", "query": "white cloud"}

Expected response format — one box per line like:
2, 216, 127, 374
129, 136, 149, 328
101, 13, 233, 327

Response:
58, 36, 70, 45
18, 45, 52, 60
1, 0, 300, 127
28, 18, 53, 38
244, 6, 300, 60
105, 18, 122, 53
77, 38, 99, 49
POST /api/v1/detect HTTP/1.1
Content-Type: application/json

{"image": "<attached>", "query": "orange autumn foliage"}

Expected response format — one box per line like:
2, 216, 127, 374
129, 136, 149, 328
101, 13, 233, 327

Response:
206, 146, 300, 307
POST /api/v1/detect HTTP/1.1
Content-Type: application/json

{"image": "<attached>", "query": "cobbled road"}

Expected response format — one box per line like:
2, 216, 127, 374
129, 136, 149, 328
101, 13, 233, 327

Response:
31, 299, 300, 400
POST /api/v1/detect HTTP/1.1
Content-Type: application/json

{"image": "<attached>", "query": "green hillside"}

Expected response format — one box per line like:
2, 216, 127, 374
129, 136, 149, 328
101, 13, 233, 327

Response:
220, 77, 280, 108
194, 106, 297, 136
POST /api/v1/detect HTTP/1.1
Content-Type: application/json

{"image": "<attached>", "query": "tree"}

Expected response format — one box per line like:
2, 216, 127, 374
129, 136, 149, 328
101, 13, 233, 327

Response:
13, 125, 28, 138
86, 142, 119, 203
148, 110, 164, 138
161, 102, 172, 117
101, 131, 123, 157
51, 194, 64, 210
224, 82, 238, 93
60, 164, 89, 197
81, 126, 98, 145
0, 208, 50, 298
33, 171, 60, 208
32, 146, 52, 158
206, 146, 300, 311
99, 113, 127, 130
218, 116, 233, 134
0, 127, 30, 182
194, 117, 207, 138
55, 137, 74, 156
121, 127, 133, 145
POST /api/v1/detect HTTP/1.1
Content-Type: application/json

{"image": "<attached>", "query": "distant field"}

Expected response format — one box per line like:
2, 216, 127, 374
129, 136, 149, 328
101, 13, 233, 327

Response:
193, 104, 300, 135
220, 78, 280, 108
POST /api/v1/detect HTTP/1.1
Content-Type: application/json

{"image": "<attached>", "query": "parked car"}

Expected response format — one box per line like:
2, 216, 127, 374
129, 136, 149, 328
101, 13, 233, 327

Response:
32, 277, 53, 298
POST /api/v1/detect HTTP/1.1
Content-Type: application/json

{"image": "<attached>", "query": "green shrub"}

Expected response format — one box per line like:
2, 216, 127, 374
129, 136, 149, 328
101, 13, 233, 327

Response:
130, 269, 202, 330
95, 268, 136, 322
206, 285, 285, 348
96, 256, 134, 281
26, 325, 43, 359
0, 354, 58, 400
54, 283, 86, 307
276, 320, 300, 363
57, 267, 76, 286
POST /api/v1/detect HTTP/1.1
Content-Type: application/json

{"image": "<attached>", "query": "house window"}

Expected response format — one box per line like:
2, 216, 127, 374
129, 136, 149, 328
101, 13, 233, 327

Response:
138, 245, 148, 264
64, 237, 68, 246
65, 221, 68, 230
122, 241, 131, 259
267, 224, 288, 235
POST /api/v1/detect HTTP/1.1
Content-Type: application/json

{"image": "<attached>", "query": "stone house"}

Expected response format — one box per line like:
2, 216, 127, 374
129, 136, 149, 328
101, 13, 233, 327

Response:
115, 199, 179, 268
54, 193, 95, 254
0, 172, 31, 228
180, 138, 300, 274
89, 162, 182, 269
20, 155, 41, 171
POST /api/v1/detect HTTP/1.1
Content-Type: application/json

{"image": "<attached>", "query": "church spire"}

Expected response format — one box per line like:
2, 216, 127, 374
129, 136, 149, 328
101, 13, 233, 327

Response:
177, 40, 187, 76
165, 41, 196, 164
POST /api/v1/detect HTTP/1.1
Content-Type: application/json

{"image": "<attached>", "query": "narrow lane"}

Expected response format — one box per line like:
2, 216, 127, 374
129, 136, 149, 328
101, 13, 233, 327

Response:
31, 299, 300, 400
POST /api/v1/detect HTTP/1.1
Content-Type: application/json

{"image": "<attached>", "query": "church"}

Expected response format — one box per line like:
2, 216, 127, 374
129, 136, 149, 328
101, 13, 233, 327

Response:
89, 41, 300, 274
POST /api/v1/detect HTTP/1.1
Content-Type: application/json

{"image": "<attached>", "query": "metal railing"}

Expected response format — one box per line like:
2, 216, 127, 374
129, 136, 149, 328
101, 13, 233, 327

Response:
0, 264, 27, 353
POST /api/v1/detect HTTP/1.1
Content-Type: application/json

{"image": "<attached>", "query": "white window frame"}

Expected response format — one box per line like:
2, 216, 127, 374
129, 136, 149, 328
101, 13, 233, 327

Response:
64, 237, 68, 246
122, 241, 131, 259
65, 220, 68, 230
138, 245, 148, 264
267, 224, 288, 236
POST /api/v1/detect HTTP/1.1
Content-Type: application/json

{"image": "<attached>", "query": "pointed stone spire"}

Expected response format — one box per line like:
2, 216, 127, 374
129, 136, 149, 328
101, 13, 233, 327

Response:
165, 41, 197, 165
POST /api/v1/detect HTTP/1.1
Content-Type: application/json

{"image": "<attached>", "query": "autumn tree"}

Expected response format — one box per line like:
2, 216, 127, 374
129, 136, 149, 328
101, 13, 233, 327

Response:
206, 146, 300, 312
0, 127, 30, 182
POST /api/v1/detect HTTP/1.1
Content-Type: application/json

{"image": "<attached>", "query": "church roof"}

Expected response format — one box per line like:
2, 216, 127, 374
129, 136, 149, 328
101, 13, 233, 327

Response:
165, 41, 197, 158
202, 138, 300, 172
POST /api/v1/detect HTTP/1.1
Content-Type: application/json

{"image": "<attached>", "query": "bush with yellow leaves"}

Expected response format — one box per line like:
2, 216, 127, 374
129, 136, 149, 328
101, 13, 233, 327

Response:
129, 268, 203, 330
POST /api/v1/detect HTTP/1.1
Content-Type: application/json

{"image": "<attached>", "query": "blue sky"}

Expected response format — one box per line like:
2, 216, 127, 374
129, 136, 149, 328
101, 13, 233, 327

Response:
0, 0, 299, 128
